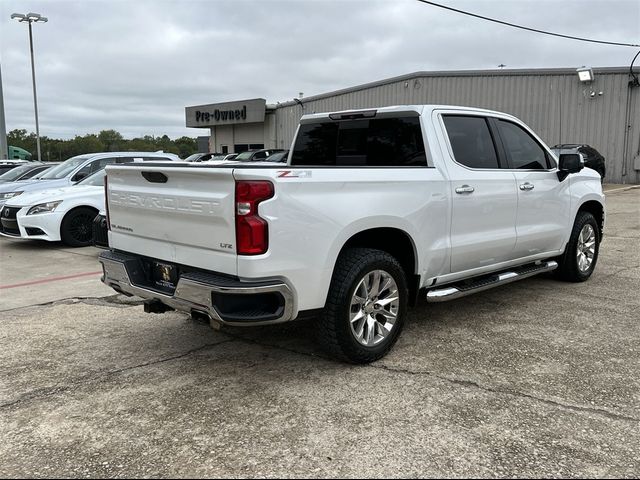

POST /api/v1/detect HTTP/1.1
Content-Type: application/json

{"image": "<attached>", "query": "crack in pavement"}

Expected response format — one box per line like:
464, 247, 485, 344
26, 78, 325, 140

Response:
370, 363, 640, 424
221, 333, 640, 425
0, 338, 235, 411
597, 265, 640, 282
604, 235, 640, 240
0, 294, 143, 313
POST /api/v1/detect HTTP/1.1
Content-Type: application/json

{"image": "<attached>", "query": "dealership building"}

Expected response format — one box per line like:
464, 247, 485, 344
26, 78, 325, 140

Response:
185, 66, 640, 184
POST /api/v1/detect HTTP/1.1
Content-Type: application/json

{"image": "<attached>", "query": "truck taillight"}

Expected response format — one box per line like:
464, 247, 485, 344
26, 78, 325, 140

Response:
104, 175, 111, 230
235, 180, 274, 255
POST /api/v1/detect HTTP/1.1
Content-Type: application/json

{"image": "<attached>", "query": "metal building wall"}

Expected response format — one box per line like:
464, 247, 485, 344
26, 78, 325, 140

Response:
274, 68, 640, 184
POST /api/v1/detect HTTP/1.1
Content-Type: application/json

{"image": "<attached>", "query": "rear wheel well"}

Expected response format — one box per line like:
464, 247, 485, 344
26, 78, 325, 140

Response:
61, 205, 99, 224
339, 228, 420, 305
578, 201, 604, 238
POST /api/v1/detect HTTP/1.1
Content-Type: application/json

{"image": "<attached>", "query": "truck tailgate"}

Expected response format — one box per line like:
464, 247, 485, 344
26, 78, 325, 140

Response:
105, 164, 237, 275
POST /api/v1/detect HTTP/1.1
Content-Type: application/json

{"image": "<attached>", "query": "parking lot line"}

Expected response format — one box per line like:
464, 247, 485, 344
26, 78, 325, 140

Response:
0, 270, 103, 290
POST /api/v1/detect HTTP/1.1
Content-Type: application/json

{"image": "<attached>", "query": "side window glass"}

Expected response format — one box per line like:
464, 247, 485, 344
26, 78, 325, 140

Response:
442, 115, 500, 169
497, 120, 549, 170
73, 164, 91, 181
89, 158, 115, 174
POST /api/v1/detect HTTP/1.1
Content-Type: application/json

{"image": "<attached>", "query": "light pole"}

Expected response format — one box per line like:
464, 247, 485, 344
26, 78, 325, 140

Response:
11, 12, 48, 161
0, 63, 7, 159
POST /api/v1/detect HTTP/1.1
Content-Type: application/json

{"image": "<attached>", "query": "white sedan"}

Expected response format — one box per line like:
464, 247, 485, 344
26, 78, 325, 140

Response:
0, 169, 107, 247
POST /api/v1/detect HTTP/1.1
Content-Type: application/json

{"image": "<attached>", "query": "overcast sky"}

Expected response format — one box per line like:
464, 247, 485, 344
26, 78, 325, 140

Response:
1, 0, 639, 139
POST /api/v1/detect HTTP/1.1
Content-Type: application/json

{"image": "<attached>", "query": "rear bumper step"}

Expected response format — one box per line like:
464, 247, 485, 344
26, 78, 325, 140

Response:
426, 260, 558, 303
98, 250, 294, 326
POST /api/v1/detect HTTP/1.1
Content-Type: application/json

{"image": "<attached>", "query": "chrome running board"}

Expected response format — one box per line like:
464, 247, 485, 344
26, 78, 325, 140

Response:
426, 260, 558, 303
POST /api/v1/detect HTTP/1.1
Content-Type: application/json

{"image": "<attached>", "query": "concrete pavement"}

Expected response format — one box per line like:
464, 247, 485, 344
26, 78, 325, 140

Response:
0, 188, 638, 477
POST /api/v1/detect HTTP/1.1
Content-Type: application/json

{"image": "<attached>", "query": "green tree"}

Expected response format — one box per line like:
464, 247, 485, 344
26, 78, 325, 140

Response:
98, 130, 124, 151
174, 136, 198, 158
6, 129, 197, 160
71, 134, 104, 155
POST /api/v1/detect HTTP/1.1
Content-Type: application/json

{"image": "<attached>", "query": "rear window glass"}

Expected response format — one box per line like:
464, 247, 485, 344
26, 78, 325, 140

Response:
291, 117, 426, 167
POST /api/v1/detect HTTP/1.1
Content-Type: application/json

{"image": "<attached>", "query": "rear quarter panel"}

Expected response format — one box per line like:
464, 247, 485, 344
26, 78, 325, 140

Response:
233, 167, 450, 312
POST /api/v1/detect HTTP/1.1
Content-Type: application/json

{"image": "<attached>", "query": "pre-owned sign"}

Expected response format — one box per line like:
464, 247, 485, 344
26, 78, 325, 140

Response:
196, 106, 246, 123
186, 98, 266, 127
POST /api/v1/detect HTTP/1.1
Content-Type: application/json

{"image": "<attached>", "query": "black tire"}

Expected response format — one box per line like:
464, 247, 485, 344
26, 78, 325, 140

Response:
60, 207, 98, 247
555, 211, 600, 282
317, 248, 408, 363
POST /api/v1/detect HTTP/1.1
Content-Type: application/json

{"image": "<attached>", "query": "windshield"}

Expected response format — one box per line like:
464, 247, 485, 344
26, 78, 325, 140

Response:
267, 152, 287, 162
78, 169, 106, 186
184, 153, 202, 162
234, 151, 255, 161
38, 155, 91, 179
0, 164, 38, 181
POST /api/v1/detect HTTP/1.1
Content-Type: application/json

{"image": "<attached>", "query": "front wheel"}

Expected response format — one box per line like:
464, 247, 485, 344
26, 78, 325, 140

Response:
60, 207, 98, 247
555, 211, 600, 282
317, 248, 408, 363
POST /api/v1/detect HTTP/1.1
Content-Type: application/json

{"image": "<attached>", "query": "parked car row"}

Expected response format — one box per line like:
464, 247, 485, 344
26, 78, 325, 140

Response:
0, 151, 179, 246
0, 148, 289, 248
0, 160, 30, 176
0, 162, 58, 183
186, 149, 289, 164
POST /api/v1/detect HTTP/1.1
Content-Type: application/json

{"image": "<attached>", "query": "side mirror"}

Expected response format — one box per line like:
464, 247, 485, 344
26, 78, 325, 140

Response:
557, 153, 584, 181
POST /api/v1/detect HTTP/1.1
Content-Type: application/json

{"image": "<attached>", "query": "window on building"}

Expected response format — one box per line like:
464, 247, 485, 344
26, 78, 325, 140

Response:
442, 115, 500, 169
234, 144, 264, 153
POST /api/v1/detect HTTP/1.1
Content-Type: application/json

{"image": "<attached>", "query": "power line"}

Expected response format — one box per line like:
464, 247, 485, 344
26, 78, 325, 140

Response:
415, 0, 640, 48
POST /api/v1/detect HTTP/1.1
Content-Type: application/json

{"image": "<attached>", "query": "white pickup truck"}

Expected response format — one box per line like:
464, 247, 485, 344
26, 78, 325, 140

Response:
99, 105, 605, 363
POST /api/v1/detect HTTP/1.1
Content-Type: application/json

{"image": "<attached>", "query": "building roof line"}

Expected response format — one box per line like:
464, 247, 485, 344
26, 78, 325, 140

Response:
276, 66, 639, 108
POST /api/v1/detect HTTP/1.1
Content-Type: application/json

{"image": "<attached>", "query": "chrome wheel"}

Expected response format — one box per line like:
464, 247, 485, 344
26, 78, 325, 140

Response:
349, 269, 399, 347
576, 224, 596, 272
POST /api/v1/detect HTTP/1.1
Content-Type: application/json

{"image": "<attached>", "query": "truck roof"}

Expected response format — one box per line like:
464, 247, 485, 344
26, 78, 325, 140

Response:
300, 104, 518, 123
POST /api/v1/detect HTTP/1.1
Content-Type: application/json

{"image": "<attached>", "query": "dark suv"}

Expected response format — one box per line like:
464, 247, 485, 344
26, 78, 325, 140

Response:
551, 144, 606, 182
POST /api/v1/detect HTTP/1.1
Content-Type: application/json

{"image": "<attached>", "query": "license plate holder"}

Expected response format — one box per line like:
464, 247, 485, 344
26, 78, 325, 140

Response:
152, 261, 178, 292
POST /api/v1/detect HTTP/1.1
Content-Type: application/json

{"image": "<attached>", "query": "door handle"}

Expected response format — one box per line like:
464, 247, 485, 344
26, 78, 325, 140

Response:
519, 182, 535, 191
455, 185, 475, 194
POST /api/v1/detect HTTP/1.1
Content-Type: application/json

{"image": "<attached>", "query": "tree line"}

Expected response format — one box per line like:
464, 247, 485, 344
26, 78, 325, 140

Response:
7, 129, 200, 161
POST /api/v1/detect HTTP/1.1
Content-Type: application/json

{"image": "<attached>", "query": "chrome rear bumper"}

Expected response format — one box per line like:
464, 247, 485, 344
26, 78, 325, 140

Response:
99, 250, 295, 326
